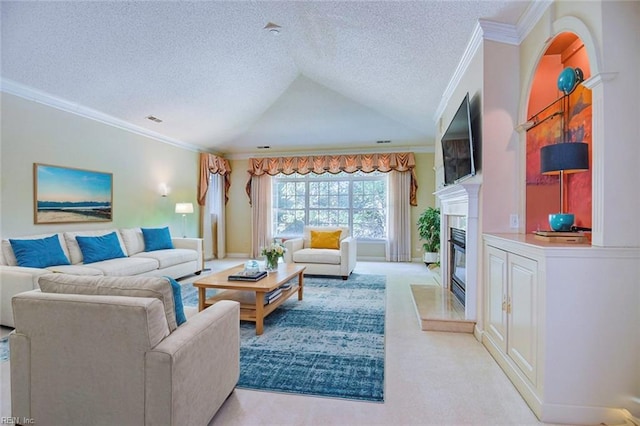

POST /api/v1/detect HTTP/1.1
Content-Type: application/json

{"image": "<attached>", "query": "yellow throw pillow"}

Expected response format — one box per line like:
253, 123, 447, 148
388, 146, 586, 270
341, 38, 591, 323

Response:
310, 230, 342, 249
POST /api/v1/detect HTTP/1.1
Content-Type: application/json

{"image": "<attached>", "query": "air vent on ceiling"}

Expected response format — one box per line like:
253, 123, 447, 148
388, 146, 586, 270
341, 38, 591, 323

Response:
257, 146, 271, 149
376, 140, 391, 144
146, 115, 163, 123
263, 22, 282, 35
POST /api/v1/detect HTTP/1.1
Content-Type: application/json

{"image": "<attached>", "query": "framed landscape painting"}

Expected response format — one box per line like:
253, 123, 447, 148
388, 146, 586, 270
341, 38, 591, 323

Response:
34, 163, 113, 224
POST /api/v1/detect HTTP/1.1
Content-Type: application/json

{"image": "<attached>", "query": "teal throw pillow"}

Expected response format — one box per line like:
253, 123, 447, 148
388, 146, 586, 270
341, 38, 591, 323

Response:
75, 232, 126, 264
9, 235, 71, 268
165, 276, 187, 326
142, 227, 174, 252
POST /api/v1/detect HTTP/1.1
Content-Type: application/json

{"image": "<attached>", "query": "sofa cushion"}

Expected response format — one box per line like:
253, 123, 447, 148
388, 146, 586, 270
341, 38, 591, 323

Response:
303, 226, 349, 248
310, 230, 341, 249
38, 273, 179, 332
85, 257, 159, 276
165, 276, 187, 326
9, 235, 71, 268
142, 227, 174, 252
119, 227, 145, 256
293, 248, 341, 265
64, 230, 128, 264
76, 232, 127, 264
133, 249, 197, 269
2, 233, 71, 267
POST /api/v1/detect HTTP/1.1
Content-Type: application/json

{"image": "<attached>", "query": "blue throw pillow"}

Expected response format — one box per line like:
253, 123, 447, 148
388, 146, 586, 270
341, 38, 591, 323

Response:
9, 235, 71, 268
165, 276, 187, 326
141, 227, 174, 252
75, 232, 126, 264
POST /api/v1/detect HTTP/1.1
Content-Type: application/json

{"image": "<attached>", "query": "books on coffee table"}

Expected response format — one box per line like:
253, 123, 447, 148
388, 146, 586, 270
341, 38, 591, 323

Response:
228, 270, 268, 282
264, 288, 282, 304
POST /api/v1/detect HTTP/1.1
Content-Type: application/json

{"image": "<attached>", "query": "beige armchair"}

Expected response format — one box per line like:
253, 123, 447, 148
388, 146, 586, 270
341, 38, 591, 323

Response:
10, 274, 240, 426
283, 226, 357, 280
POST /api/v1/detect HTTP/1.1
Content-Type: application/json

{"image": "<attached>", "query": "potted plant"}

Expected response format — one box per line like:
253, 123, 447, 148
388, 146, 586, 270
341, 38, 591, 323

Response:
417, 207, 441, 265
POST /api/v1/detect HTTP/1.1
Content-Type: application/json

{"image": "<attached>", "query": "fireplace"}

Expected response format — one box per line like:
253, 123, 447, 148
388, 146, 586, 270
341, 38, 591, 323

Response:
449, 227, 466, 306
435, 182, 480, 320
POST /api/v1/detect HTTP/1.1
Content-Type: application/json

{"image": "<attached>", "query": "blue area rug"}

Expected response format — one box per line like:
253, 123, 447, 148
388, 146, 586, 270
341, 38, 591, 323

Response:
0, 336, 8, 362
181, 273, 386, 402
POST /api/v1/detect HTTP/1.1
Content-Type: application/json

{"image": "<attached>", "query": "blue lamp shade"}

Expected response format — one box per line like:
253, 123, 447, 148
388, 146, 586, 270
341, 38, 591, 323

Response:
540, 142, 589, 175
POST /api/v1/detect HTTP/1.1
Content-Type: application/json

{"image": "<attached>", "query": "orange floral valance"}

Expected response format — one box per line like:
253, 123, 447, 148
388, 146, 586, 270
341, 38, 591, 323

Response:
198, 153, 232, 206
246, 152, 418, 206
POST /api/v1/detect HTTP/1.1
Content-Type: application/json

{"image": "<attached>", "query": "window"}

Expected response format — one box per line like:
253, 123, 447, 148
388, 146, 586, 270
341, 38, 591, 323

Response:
272, 171, 388, 240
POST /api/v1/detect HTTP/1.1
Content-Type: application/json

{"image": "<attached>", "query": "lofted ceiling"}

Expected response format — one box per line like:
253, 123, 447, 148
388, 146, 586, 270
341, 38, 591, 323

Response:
1, 1, 533, 156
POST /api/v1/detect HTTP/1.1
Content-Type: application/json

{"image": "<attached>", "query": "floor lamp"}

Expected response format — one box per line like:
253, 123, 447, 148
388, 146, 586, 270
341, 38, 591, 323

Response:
175, 202, 194, 238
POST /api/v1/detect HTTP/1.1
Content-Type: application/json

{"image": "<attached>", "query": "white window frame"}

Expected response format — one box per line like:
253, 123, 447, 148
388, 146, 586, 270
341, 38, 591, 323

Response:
272, 171, 388, 241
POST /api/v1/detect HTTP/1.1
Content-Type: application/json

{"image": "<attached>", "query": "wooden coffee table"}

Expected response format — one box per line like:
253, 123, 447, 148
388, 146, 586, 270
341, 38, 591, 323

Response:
193, 263, 306, 335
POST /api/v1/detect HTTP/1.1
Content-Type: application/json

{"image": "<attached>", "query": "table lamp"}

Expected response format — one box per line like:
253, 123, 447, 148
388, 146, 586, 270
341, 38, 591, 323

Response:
540, 142, 589, 231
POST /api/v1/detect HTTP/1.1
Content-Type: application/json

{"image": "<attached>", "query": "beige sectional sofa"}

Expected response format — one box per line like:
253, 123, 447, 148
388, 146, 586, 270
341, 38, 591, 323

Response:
0, 227, 203, 327
11, 273, 239, 425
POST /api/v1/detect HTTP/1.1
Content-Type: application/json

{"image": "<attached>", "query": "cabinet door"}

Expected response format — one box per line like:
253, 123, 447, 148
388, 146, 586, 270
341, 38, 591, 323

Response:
507, 253, 538, 385
484, 245, 508, 354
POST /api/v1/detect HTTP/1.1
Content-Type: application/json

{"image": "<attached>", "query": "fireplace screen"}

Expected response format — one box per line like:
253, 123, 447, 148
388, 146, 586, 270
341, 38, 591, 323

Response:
449, 228, 466, 306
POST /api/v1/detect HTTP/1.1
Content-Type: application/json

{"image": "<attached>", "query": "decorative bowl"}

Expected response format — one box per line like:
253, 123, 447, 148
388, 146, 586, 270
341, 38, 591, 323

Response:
548, 213, 574, 232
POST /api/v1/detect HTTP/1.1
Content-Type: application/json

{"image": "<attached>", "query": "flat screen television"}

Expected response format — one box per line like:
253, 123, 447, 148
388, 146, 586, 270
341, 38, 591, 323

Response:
441, 93, 476, 185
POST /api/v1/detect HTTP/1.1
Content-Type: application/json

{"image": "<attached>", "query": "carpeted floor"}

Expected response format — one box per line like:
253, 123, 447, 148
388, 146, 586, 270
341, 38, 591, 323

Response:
182, 273, 386, 402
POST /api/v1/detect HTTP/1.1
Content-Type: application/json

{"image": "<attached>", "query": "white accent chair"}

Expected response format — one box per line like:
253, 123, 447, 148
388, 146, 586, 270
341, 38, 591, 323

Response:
283, 226, 357, 280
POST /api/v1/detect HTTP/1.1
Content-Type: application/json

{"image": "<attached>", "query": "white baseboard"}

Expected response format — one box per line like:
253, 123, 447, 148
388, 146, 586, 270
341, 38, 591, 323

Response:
473, 324, 483, 342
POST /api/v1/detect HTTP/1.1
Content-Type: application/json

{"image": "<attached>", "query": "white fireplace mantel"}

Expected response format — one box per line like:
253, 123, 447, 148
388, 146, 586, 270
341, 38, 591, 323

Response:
435, 182, 481, 320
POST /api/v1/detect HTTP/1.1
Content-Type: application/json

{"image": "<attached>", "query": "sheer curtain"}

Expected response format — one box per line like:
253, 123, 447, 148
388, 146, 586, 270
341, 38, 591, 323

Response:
202, 173, 226, 260
250, 174, 272, 259
386, 170, 412, 262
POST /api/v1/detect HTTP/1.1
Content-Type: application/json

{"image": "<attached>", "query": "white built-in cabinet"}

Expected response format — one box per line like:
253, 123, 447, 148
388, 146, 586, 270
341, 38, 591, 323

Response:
482, 233, 640, 425
484, 245, 537, 386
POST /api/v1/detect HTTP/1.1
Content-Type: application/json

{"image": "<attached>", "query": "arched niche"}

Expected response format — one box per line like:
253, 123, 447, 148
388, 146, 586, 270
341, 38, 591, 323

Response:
522, 30, 593, 236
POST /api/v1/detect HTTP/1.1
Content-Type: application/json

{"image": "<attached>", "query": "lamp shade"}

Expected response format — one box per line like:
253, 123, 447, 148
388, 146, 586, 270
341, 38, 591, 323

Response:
540, 142, 589, 175
175, 203, 194, 214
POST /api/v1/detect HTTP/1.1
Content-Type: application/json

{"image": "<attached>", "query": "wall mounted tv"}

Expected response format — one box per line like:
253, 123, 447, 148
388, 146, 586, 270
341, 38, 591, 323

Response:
441, 92, 476, 185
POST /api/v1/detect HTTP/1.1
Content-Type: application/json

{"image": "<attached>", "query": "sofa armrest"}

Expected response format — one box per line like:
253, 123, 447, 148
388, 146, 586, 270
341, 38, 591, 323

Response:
172, 237, 204, 271
0, 266, 49, 327
340, 236, 357, 277
283, 238, 304, 263
145, 300, 240, 425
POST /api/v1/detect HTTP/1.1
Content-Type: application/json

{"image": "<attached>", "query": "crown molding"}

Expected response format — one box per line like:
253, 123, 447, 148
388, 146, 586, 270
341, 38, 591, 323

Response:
1, 78, 204, 153
517, 0, 554, 41
434, 0, 553, 124
479, 19, 520, 45
434, 22, 484, 122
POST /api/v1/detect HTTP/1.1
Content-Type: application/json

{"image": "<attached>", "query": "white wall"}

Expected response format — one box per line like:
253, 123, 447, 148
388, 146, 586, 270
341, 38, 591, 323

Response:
0, 93, 200, 239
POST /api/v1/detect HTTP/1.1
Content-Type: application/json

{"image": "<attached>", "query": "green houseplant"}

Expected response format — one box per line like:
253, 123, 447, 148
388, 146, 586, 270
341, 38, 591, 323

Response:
417, 207, 441, 265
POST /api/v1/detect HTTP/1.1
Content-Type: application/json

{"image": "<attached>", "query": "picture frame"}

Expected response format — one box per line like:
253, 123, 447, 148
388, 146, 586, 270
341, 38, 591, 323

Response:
34, 163, 113, 224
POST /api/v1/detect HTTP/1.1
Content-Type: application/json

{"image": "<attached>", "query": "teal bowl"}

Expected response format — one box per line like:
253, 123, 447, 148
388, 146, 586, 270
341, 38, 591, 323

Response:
548, 213, 574, 231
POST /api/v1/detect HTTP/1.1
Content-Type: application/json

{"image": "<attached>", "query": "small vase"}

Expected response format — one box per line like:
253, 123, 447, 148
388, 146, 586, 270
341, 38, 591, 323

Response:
265, 256, 279, 271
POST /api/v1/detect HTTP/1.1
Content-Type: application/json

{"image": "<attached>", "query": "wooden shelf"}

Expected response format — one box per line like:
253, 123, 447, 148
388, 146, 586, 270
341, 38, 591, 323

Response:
204, 284, 300, 322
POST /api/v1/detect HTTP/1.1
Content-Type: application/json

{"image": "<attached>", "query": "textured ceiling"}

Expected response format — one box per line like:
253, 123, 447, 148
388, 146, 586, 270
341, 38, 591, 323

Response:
1, 1, 532, 155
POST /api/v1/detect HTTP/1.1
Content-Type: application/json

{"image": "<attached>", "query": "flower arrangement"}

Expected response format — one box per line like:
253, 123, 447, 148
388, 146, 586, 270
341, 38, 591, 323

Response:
261, 242, 286, 270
